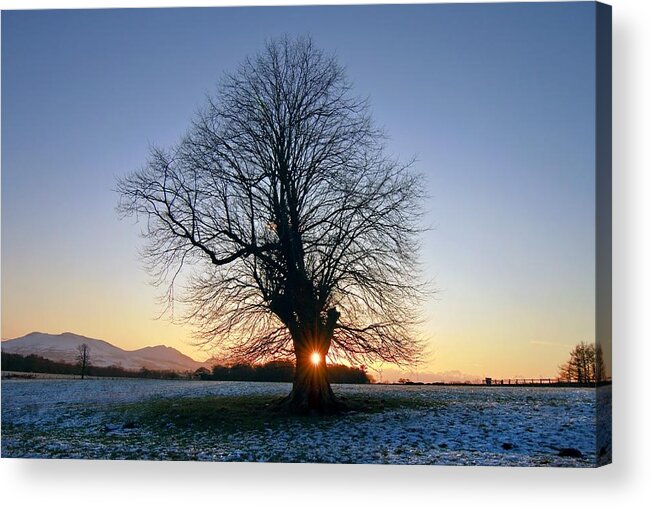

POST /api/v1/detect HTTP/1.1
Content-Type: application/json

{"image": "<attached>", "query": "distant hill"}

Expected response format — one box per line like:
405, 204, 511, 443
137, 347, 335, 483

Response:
1, 332, 207, 372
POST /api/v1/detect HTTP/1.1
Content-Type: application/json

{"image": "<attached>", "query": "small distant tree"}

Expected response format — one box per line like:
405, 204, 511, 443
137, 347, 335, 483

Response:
558, 341, 606, 383
76, 344, 91, 379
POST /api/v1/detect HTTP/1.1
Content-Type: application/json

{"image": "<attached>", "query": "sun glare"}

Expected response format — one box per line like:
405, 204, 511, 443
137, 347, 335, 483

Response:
310, 351, 322, 366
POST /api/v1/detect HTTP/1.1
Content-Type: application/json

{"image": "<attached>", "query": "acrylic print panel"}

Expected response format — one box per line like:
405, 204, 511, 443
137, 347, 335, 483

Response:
1, 2, 611, 467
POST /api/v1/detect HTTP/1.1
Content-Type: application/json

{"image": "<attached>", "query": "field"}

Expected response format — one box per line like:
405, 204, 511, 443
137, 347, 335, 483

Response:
1, 379, 610, 466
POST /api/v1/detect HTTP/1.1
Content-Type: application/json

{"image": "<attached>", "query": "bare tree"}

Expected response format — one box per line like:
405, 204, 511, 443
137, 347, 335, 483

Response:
558, 341, 606, 384
76, 343, 91, 380
117, 36, 425, 413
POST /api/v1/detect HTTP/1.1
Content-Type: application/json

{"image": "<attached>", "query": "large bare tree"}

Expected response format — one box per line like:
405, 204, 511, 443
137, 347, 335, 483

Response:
117, 36, 425, 413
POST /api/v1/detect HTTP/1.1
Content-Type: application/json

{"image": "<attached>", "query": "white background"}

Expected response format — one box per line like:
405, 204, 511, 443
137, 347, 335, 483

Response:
1, 0, 649, 505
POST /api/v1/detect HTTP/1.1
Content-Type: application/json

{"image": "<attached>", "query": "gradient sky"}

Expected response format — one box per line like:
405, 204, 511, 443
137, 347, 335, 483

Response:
1, 3, 599, 380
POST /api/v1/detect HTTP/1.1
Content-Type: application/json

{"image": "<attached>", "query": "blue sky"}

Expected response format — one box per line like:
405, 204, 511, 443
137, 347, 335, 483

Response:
2, 3, 598, 379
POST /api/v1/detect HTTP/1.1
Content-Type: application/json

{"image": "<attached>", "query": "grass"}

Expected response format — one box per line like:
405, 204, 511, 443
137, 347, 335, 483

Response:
123, 395, 286, 433
2, 391, 448, 460
118, 392, 445, 434
2, 384, 600, 465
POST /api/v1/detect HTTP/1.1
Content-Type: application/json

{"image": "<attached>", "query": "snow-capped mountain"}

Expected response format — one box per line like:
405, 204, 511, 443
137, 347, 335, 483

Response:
1, 332, 207, 372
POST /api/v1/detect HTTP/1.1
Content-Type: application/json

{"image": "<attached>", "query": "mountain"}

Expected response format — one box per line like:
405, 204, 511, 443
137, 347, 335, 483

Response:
1, 332, 207, 372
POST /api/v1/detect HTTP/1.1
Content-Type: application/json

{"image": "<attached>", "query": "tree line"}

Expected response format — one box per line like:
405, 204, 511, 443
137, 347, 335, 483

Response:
202, 361, 370, 384
1, 352, 186, 379
1, 351, 371, 384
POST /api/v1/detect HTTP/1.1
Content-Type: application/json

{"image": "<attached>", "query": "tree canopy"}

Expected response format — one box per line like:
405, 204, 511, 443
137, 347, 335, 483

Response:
117, 36, 425, 412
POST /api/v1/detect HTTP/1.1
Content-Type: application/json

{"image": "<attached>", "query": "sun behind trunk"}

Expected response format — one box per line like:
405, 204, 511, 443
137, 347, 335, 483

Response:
275, 344, 343, 415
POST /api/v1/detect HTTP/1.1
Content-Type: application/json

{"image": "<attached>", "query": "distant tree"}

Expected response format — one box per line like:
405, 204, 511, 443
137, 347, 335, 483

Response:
256, 360, 294, 382
117, 36, 425, 413
194, 367, 212, 380
138, 367, 153, 378
558, 341, 606, 383
327, 364, 370, 384
229, 363, 257, 382
211, 364, 231, 381
76, 344, 91, 379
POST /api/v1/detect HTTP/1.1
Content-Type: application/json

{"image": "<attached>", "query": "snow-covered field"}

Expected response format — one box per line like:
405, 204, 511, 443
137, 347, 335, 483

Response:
1, 379, 610, 466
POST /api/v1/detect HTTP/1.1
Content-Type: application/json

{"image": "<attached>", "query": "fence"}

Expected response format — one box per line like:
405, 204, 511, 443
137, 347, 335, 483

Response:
483, 377, 611, 386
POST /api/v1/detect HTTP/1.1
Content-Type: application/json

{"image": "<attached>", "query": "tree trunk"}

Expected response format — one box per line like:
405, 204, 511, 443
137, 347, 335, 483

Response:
288, 355, 339, 414
271, 304, 343, 414
275, 342, 343, 415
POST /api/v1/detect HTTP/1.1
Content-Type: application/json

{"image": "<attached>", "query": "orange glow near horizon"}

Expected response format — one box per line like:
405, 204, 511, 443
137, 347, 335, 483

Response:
0, 264, 600, 382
